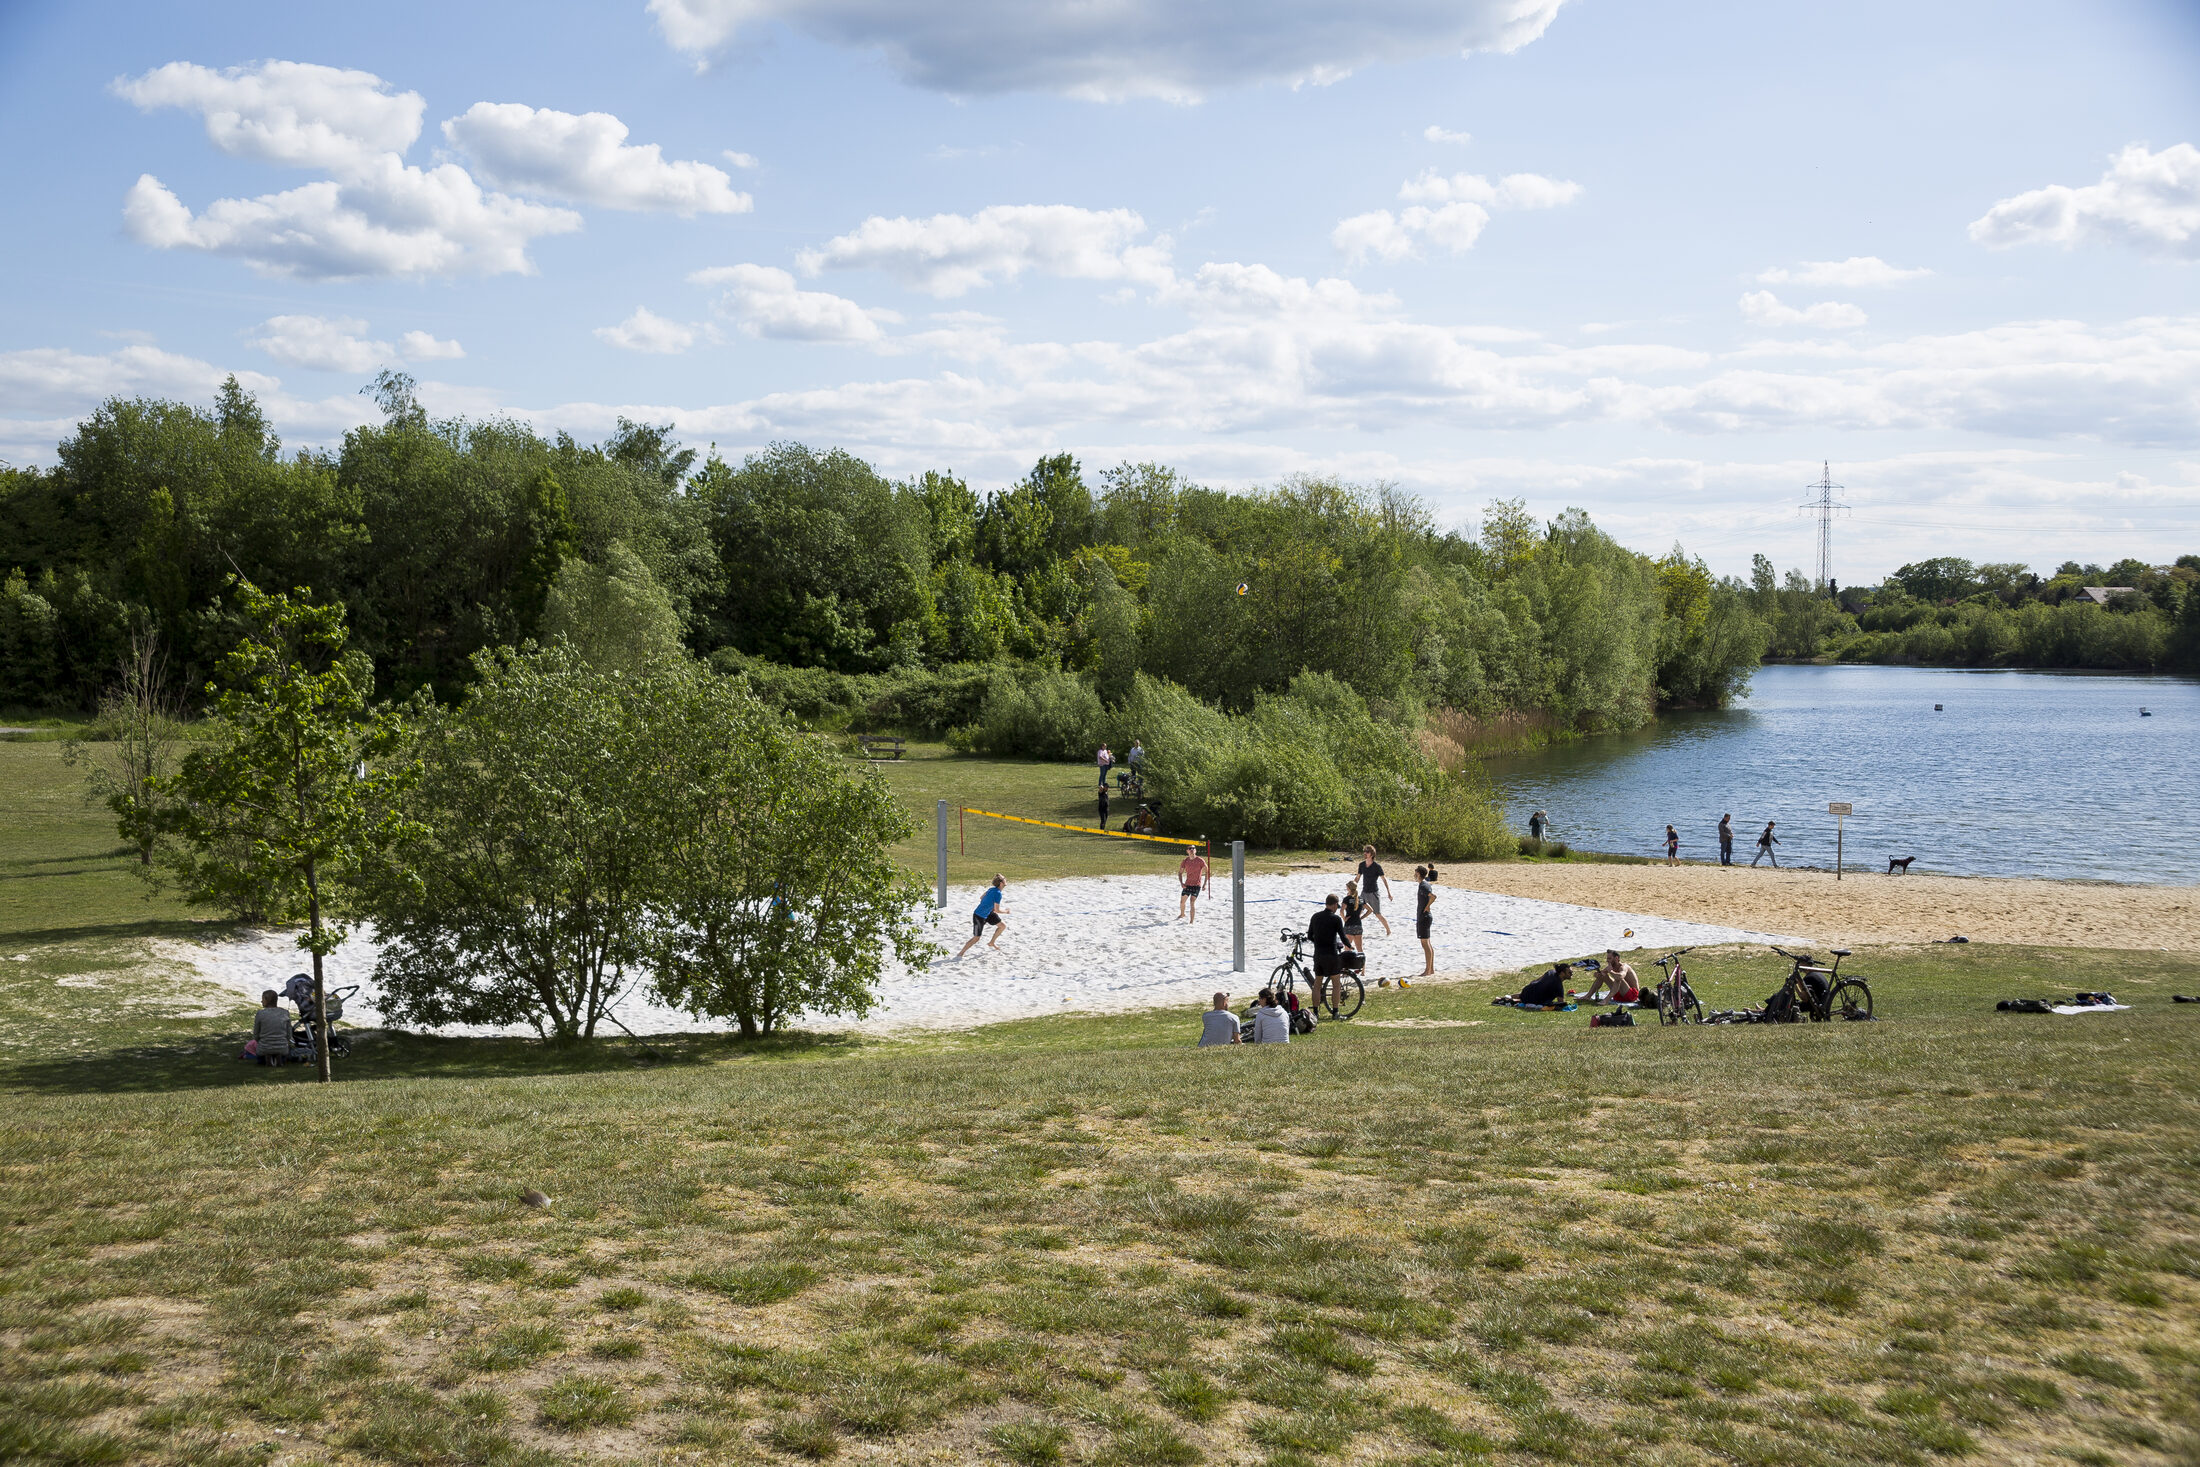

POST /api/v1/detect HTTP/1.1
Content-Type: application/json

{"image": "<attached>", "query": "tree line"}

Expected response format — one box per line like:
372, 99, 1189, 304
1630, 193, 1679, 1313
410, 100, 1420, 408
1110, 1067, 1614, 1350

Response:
1750, 554, 2200, 670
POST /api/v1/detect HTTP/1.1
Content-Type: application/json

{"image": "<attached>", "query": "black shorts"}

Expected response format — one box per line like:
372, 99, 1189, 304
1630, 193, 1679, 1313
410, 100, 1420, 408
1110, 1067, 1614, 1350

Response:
972, 914, 1002, 935
1181, 884, 1203, 898
1314, 955, 1344, 977
1416, 913, 1433, 939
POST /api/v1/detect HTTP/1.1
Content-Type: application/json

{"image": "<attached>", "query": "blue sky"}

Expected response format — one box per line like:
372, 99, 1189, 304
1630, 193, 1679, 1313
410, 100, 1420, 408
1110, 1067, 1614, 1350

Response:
3, 0, 2196, 580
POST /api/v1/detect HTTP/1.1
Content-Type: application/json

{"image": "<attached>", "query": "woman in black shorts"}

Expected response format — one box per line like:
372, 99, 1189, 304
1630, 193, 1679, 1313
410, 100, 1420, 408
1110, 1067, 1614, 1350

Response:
1341, 878, 1366, 956
1414, 865, 1438, 976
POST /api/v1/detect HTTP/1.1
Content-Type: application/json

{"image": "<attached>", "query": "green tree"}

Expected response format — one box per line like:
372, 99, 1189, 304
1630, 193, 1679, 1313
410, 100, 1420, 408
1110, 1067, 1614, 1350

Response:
539, 541, 686, 672
368, 647, 660, 1040
65, 625, 184, 868
648, 672, 931, 1037
161, 583, 418, 1080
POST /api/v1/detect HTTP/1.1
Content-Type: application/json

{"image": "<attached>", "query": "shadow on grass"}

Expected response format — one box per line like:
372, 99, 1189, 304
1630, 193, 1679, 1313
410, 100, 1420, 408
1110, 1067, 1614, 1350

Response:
0, 1025, 868, 1095
0, 918, 236, 947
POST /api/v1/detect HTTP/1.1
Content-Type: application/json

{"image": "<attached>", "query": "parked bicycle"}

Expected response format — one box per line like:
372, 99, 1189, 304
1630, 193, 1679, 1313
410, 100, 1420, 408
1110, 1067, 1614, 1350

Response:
1767, 946, 1873, 1022
1269, 928, 1364, 1020
1652, 948, 1704, 1025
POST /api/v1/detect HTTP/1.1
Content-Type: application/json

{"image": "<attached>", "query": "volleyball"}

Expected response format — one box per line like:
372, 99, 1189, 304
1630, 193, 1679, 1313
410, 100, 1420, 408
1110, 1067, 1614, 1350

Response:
1235, 582, 1249, 596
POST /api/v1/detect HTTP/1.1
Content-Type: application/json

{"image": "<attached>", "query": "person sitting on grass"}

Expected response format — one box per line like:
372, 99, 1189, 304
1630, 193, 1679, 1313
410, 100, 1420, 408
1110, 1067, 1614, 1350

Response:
1577, 950, 1640, 1004
1251, 987, 1291, 1044
252, 989, 293, 1065
1198, 992, 1241, 1046
956, 876, 1009, 957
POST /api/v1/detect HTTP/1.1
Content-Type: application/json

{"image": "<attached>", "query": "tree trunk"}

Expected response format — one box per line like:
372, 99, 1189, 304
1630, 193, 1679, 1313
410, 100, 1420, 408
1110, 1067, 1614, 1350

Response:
307, 858, 333, 1083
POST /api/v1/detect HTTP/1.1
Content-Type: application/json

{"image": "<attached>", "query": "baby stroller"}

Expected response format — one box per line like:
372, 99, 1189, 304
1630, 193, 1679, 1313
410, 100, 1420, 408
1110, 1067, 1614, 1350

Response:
281, 973, 356, 1060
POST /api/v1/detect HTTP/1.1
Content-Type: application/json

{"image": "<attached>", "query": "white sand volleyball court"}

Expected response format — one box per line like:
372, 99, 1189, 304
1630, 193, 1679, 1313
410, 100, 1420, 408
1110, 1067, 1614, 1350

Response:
156, 871, 1796, 1036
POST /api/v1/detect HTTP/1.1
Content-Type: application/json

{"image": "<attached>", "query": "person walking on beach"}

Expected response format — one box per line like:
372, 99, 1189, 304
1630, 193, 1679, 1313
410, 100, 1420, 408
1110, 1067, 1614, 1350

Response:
1751, 821, 1780, 867
1415, 865, 1439, 977
1665, 824, 1680, 865
1177, 845, 1210, 923
956, 876, 1010, 957
1529, 810, 1547, 843
1718, 813, 1734, 866
1356, 846, 1394, 936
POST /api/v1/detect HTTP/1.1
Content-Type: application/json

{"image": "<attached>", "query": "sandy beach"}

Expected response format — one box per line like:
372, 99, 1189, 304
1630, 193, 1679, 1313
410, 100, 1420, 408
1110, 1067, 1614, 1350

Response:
1409, 862, 2200, 951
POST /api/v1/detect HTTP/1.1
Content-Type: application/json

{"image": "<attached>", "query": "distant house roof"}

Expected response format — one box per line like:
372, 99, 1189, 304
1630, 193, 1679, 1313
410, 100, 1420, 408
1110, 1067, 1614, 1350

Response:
2077, 586, 2138, 605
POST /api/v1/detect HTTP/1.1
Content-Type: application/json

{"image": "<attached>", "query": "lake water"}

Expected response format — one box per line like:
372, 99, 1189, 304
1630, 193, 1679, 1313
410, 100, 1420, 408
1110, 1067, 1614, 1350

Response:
1486, 664, 2200, 884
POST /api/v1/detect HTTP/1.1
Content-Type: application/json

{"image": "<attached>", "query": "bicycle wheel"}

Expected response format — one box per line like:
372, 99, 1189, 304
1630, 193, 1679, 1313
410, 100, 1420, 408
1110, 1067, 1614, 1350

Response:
1827, 979, 1873, 1021
1332, 975, 1364, 1020
1269, 962, 1300, 1004
1657, 986, 1683, 1025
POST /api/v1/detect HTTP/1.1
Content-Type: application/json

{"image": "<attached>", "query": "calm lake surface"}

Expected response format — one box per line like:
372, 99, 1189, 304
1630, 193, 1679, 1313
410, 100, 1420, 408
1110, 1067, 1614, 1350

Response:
1486, 664, 2200, 883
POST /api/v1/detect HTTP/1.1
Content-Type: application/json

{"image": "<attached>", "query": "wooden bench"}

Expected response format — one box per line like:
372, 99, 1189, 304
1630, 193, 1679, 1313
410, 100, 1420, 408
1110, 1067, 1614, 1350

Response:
856, 734, 907, 761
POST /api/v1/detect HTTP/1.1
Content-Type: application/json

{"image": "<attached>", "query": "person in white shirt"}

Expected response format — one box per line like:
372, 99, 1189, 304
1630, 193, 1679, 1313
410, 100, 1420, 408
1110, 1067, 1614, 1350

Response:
1251, 987, 1291, 1044
1198, 992, 1241, 1046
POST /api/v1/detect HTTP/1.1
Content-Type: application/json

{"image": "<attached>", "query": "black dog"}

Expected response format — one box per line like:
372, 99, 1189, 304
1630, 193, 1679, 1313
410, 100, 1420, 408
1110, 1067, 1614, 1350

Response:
1887, 856, 1916, 874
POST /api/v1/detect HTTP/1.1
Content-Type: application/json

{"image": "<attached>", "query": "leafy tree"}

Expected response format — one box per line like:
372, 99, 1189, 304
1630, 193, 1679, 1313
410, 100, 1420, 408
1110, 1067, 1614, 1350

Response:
1890, 557, 1979, 604
604, 417, 697, 489
65, 625, 183, 868
367, 645, 670, 1041
648, 671, 932, 1037
540, 542, 687, 672
161, 583, 418, 1080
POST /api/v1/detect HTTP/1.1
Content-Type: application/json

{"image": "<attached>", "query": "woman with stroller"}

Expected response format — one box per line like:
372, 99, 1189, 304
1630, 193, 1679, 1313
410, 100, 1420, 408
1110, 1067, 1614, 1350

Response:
252, 990, 293, 1065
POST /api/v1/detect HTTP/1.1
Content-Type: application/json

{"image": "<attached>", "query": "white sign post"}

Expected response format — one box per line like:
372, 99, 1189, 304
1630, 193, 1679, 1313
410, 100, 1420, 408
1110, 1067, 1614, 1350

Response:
1828, 802, 1852, 880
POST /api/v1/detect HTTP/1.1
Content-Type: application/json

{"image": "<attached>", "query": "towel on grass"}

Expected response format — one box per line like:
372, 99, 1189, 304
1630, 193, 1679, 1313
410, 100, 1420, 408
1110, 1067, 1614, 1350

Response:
2048, 1003, 2131, 1015
1498, 1001, 1578, 1013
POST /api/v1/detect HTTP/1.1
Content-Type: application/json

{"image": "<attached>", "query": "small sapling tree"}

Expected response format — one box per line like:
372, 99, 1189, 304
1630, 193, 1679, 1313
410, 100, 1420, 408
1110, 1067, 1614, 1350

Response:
647, 672, 933, 1037
161, 584, 418, 1081
66, 625, 184, 870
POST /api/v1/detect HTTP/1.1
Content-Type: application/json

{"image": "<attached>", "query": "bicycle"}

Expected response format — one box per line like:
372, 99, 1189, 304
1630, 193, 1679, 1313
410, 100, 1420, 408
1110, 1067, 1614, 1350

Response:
1269, 928, 1364, 1021
1651, 948, 1704, 1025
1767, 947, 1874, 1022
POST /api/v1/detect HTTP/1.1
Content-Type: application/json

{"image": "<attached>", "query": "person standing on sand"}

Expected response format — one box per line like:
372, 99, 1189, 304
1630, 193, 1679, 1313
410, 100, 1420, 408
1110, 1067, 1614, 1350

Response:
1415, 865, 1439, 976
1342, 878, 1366, 956
1177, 845, 1211, 922
1665, 824, 1680, 865
1356, 846, 1394, 937
1752, 821, 1780, 867
956, 876, 1010, 957
1718, 814, 1734, 866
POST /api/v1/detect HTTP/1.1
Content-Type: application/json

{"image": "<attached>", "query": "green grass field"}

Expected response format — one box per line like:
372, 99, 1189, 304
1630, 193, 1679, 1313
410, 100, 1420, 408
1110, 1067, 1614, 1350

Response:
3, 737, 2198, 1466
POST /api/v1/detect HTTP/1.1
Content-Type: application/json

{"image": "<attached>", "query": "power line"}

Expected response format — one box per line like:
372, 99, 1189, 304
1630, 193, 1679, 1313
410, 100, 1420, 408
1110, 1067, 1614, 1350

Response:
1797, 461, 1849, 591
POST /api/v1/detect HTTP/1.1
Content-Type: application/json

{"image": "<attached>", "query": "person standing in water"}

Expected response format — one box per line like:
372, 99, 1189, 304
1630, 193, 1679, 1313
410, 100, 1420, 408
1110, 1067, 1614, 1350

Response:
1752, 821, 1780, 867
1177, 845, 1210, 923
1718, 813, 1734, 866
1665, 824, 1680, 865
1529, 810, 1547, 843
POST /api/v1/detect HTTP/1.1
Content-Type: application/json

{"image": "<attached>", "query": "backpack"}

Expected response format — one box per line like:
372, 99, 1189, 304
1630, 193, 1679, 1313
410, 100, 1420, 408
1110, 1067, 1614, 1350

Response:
1588, 1009, 1635, 1028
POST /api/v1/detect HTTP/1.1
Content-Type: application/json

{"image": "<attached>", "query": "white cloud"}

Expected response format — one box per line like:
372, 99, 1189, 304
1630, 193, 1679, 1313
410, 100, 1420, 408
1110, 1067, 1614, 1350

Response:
647, 0, 1565, 100
723, 150, 759, 169
799, 204, 1170, 296
1970, 142, 2200, 259
594, 307, 700, 354
249, 314, 392, 374
1424, 125, 1472, 145
1739, 291, 1867, 330
111, 60, 424, 172
1334, 169, 1576, 264
400, 330, 465, 361
1398, 169, 1580, 209
115, 60, 581, 279
442, 103, 751, 215
691, 264, 884, 342
1758, 256, 1931, 288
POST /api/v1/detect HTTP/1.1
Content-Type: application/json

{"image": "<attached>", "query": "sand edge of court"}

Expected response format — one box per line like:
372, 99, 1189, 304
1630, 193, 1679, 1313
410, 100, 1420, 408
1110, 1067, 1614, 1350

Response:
1396, 863, 2200, 952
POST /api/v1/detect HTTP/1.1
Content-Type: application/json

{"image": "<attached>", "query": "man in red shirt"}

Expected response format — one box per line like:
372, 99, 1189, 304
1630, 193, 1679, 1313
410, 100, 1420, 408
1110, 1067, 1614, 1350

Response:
1176, 846, 1210, 923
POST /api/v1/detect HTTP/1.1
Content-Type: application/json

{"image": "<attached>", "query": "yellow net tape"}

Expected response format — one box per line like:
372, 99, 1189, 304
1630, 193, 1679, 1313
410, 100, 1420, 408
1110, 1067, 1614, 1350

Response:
960, 806, 1204, 849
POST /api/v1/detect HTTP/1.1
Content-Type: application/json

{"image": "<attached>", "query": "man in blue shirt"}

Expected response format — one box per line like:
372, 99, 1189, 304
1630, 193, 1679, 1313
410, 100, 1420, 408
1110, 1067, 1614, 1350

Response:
956, 876, 1010, 957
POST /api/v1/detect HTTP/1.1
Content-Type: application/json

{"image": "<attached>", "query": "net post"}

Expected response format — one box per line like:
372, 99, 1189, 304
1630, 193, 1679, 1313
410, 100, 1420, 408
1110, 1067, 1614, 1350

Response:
936, 799, 948, 908
1231, 840, 1246, 973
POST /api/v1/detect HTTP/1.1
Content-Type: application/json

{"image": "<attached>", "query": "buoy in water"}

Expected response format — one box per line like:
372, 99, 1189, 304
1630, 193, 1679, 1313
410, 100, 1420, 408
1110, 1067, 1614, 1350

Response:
1934, 704, 1943, 711
2140, 707, 2152, 717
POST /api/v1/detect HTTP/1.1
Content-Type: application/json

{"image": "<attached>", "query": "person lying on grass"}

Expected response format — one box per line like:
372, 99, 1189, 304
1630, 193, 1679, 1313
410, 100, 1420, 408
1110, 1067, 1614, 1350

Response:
1198, 992, 1241, 1046
1576, 950, 1640, 1003
956, 876, 1009, 957
1495, 964, 1571, 1008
